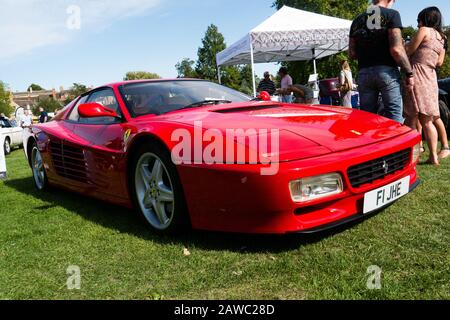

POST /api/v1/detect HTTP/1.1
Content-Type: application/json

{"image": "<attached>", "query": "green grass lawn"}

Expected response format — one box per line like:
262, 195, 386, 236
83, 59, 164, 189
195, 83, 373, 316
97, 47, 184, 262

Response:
0, 148, 449, 300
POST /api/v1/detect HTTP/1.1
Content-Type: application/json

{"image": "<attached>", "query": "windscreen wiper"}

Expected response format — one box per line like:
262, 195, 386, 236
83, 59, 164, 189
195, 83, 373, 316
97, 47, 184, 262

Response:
179, 99, 232, 111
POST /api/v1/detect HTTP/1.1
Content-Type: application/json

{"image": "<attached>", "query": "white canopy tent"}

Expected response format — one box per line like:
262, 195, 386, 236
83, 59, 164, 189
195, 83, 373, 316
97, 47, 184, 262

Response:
216, 6, 352, 96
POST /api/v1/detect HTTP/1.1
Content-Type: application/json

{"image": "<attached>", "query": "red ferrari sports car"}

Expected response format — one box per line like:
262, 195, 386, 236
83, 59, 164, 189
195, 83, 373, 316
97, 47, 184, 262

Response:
24, 79, 421, 234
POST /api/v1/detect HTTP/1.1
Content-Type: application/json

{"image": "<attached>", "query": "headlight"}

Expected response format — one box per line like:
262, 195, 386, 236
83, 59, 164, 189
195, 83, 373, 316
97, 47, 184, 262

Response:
289, 173, 344, 202
412, 144, 421, 163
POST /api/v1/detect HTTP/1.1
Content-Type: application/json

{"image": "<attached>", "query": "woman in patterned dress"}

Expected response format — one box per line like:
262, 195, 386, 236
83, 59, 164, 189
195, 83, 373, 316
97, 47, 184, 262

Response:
404, 7, 447, 165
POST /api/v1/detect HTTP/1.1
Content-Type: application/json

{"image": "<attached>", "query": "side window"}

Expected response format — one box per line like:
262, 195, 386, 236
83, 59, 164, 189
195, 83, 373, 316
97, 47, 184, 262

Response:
80, 88, 121, 124
67, 96, 88, 122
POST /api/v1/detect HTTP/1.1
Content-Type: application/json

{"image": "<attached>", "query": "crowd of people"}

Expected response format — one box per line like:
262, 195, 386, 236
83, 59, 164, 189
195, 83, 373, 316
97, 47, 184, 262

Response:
256, 0, 449, 166
18, 107, 50, 128
257, 67, 315, 104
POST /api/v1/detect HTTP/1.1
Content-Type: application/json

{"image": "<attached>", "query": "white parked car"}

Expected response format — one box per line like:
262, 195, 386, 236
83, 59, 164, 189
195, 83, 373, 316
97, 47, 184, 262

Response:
0, 118, 23, 155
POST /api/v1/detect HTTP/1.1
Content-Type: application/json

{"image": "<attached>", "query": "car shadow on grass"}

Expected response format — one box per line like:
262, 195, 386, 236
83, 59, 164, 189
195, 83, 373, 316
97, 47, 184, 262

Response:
5, 177, 371, 254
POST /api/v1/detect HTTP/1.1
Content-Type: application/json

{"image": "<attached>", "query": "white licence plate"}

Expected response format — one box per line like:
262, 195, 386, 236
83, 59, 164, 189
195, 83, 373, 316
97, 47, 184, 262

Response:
363, 176, 411, 214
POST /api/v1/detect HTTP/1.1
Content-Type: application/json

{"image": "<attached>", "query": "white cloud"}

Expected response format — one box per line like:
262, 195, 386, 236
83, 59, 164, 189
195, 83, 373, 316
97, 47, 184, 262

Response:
0, 0, 161, 60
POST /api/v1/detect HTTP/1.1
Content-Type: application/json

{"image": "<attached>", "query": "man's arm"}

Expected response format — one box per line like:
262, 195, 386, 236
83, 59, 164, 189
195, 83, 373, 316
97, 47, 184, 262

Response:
289, 86, 305, 98
349, 37, 358, 60
388, 28, 413, 74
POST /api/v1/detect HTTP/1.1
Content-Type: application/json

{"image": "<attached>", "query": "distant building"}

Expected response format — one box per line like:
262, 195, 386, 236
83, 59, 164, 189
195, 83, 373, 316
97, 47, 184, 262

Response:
12, 87, 71, 109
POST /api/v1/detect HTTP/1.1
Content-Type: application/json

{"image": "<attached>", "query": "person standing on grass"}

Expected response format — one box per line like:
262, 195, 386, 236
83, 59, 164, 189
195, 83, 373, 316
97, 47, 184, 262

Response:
404, 7, 448, 165
38, 107, 48, 124
349, 0, 414, 123
278, 67, 293, 103
339, 60, 354, 108
20, 109, 33, 128
257, 72, 276, 95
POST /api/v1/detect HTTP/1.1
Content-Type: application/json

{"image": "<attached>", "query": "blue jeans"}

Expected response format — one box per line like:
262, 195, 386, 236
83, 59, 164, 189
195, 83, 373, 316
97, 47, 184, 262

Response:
358, 66, 404, 123
282, 95, 293, 103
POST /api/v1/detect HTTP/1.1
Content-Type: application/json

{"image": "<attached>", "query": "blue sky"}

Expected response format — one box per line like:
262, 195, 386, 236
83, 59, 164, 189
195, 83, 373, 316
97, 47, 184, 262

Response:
1, 0, 449, 92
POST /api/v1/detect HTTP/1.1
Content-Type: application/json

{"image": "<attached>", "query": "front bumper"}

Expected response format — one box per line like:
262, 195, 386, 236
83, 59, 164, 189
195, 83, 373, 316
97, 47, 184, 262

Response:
178, 130, 421, 234
291, 179, 420, 234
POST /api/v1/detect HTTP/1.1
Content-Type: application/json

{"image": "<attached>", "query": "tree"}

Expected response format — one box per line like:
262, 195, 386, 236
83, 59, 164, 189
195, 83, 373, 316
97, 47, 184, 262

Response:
238, 65, 258, 95
0, 81, 13, 116
402, 26, 417, 40
124, 71, 161, 81
440, 27, 450, 79
273, 0, 367, 20
273, 0, 368, 83
195, 24, 226, 81
0, 81, 13, 117
28, 84, 45, 92
438, 56, 450, 80
175, 58, 197, 78
64, 83, 90, 104
34, 97, 62, 114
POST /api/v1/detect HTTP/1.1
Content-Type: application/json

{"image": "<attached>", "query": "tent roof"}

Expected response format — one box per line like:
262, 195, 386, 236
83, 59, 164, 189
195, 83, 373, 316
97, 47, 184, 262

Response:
217, 6, 352, 67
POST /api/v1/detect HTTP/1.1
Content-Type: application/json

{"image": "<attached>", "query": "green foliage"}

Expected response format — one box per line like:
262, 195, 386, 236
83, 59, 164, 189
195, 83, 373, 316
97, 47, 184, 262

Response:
238, 65, 257, 95
64, 83, 90, 105
33, 97, 62, 114
402, 26, 417, 40
220, 66, 242, 91
0, 81, 13, 117
441, 27, 450, 79
273, 0, 368, 83
195, 24, 226, 81
124, 71, 161, 81
175, 58, 197, 78
273, 0, 367, 20
182, 24, 256, 95
438, 56, 450, 80
27, 84, 45, 92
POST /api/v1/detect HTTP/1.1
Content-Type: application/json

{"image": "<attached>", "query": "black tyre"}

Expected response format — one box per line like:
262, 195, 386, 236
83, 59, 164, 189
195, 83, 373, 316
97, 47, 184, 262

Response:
4, 137, 11, 155
439, 99, 450, 135
130, 143, 189, 234
30, 142, 49, 190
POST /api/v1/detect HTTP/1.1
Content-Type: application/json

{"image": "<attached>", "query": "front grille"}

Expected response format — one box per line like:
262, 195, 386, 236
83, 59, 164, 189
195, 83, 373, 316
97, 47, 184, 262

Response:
347, 149, 411, 188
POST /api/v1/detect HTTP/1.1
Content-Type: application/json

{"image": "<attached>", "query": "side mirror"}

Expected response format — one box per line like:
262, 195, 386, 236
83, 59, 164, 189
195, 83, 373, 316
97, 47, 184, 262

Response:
78, 103, 118, 118
256, 91, 271, 101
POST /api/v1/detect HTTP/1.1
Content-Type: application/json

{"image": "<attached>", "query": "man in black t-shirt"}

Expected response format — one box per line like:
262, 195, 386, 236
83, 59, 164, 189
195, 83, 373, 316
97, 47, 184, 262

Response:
349, 0, 414, 123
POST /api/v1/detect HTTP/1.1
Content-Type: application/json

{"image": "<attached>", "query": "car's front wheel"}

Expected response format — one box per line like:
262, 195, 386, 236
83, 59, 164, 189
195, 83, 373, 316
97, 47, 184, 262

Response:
130, 144, 189, 234
4, 137, 11, 155
31, 143, 48, 190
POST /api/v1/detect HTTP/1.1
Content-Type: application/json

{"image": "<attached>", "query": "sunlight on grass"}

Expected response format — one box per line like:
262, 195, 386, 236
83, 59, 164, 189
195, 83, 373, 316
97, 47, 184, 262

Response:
0, 149, 448, 300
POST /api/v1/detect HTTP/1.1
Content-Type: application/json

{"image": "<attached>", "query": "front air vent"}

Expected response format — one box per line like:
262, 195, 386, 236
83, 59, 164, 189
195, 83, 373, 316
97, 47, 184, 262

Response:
50, 141, 88, 183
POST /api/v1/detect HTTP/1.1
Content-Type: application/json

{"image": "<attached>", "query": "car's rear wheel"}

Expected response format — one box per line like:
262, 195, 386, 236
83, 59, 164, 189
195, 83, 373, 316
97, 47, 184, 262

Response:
31, 143, 48, 190
4, 137, 11, 155
439, 99, 450, 135
130, 144, 189, 234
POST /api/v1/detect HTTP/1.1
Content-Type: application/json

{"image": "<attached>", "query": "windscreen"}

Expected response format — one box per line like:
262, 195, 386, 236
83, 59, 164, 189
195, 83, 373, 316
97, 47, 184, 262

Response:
119, 80, 251, 117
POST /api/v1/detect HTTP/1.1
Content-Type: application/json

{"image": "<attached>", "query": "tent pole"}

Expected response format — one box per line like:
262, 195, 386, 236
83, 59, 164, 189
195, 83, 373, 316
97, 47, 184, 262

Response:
217, 66, 222, 84
249, 39, 257, 97
312, 48, 317, 74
